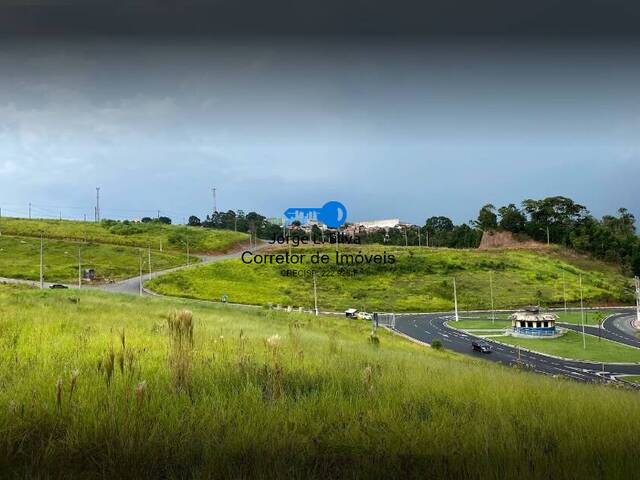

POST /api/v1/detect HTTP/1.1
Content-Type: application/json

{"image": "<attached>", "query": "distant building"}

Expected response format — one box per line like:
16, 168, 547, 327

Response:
357, 218, 402, 230
510, 307, 558, 337
267, 217, 284, 226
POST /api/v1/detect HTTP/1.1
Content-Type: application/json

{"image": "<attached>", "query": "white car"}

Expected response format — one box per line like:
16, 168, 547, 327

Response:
357, 311, 373, 321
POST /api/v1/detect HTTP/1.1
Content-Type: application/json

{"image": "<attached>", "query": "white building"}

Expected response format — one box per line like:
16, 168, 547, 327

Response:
510, 308, 558, 337
357, 218, 402, 230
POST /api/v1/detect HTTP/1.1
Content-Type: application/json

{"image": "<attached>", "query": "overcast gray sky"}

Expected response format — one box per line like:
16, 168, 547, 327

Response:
1, 38, 639, 224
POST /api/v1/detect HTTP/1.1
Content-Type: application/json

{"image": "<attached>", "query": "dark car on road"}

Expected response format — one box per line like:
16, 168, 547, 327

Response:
472, 340, 492, 353
49, 284, 69, 289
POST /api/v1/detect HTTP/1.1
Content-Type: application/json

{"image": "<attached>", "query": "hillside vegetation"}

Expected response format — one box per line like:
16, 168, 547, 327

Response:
0, 217, 248, 254
147, 245, 634, 312
0, 285, 638, 478
0, 235, 191, 283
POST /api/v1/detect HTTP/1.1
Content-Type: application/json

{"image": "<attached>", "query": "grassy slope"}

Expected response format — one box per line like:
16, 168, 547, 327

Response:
147, 245, 634, 312
0, 235, 191, 283
0, 217, 248, 253
0, 284, 639, 478
555, 311, 606, 325
0, 217, 248, 283
495, 330, 640, 363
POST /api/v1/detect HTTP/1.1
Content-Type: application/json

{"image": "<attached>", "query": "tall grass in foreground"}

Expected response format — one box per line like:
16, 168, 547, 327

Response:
0, 285, 638, 478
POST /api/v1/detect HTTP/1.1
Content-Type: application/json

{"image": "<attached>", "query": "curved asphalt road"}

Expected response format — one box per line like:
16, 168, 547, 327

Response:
392, 311, 640, 384
558, 312, 640, 349
98, 242, 263, 295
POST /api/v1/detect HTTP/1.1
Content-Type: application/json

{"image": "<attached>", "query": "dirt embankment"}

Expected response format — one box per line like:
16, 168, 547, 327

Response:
478, 230, 548, 250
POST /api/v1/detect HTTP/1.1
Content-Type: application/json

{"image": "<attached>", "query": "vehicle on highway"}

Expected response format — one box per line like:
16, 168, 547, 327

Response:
472, 340, 492, 353
345, 308, 359, 319
357, 311, 373, 321
49, 284, 69, 289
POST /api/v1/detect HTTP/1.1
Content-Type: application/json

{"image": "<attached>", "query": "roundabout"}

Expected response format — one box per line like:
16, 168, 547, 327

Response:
391, 310, 640, 385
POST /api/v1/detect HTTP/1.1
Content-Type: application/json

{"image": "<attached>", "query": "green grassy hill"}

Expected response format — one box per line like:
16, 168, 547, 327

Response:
0, 284, 638, 478
147, 245, 635, 312
0, 235, 190, 283
0, 217, 248, 283
0, 217, 248, 253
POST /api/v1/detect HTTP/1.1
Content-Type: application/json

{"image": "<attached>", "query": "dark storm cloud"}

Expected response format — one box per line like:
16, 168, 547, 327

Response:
1, 38, 639, 224
2, 0, 640, 37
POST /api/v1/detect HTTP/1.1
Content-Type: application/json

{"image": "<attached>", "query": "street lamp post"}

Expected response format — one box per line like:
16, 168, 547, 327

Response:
39, 233, 44, 289
78, 246, 82, 288
139, 253, 143, 296
562, 271, 567, 313
453, 277, 459, 322
580, 274, 586, 349
313, 272, 318, 316
489, 271, 495, 324
635, 276, 640, 328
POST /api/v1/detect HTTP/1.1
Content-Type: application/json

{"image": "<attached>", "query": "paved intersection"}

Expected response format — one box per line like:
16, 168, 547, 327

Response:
392, 311, 640, 384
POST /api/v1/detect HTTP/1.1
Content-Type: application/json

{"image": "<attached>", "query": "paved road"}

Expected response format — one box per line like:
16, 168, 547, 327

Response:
98, 243, 262, 295
392, 312, 640, 384
558, 312, 640, 349
0, 242, 264, 296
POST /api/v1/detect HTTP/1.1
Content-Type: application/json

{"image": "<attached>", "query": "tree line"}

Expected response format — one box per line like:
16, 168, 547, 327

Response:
473, 197, 640, 275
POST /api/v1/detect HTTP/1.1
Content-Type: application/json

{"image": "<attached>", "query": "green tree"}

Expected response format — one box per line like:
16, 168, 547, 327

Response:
498, 204, 526, 233
476, 204, 498, 231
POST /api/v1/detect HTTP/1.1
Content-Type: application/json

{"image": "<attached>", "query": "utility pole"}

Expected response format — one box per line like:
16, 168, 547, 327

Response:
139, 254, 143, 296
426, 230, 429, 247
39, 233, 44, 289
404, 227, 408, 247
29, 202, 32, 219
313, 272, 318, 316
580, 274, 586, 349
453, 277, 459, 322
562, 271, 567, 313
77, 246, 82, 288
212, 187, 217, 214
489, 271, 495, 323
417, 229, 421, 247
148, 245, 152, 277
635, 276, 640, 328
546, 226, 550, 245
95, 187, 100, 222
186, 238, 190, 266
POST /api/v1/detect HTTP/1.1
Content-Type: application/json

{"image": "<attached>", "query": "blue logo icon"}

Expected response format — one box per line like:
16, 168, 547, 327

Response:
283, 201, 348, 228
